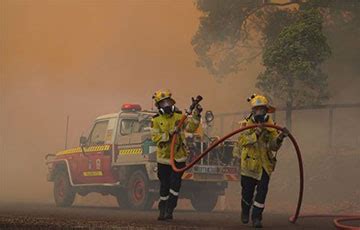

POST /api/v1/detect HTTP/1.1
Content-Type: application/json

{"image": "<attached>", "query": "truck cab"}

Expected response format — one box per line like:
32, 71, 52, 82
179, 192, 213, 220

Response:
45, 104, 238, 211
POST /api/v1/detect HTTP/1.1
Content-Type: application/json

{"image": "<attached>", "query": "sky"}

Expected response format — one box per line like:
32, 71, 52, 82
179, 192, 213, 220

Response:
0, 0, 262, 202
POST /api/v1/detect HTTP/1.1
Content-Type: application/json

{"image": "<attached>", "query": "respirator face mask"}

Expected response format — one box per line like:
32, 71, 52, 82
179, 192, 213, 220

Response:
253, 106, 268, 123
157, 98, 175, 115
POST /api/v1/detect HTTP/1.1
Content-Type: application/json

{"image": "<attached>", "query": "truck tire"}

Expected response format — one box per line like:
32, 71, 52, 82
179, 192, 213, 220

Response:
190, 191, 218, 212
53, 170, 75, 207
126, 170, 155, 210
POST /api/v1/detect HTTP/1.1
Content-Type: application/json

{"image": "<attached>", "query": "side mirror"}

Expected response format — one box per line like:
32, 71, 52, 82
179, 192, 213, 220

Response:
80, 136, 87, 147
205, 110, 214, 123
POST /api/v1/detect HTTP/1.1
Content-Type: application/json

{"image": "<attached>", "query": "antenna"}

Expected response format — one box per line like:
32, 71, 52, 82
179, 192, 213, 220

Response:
65, 115, 69, 149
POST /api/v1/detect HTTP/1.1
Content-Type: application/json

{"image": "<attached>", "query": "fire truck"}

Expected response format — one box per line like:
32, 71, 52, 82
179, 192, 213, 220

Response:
45, 104, 238, 212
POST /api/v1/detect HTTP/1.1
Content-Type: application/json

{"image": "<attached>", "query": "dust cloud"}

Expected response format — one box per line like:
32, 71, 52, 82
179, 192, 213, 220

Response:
1, 0, 359, 214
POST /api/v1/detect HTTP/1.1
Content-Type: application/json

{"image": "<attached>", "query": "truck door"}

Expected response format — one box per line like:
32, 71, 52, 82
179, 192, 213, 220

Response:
77, 119, 117, 184
116, 117, 152, 163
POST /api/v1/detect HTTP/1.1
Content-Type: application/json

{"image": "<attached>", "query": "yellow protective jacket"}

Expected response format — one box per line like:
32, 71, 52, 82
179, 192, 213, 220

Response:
232, 116, 281, 180
151, 111, 200, 165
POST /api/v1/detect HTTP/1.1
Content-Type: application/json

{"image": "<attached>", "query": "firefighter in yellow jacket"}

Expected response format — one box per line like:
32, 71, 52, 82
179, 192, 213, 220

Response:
232, 94, 289, 228
151, 89, 201, 221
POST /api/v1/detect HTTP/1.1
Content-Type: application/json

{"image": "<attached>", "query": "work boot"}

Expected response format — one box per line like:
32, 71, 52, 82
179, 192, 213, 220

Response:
241, 199, 251, 224
241, 199, 250, 224
165, 207, 174, 220
252, 206, 263, 228
241, 212, 249, 224
252, 218, 263, 228
164, 212, 173, 220
157, 209, 166, 221
157, 201, 167, 221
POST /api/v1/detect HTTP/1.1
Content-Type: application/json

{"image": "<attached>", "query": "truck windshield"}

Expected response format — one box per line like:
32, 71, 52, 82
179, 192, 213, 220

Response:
89, 120, 109, 145
120, 119, 152, 135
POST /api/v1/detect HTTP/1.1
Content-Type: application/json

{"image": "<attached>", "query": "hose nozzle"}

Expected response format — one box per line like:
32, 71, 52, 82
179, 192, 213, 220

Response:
186, 95, 203, 115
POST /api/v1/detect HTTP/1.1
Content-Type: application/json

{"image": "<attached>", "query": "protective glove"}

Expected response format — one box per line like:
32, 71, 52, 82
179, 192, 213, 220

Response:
193, 104, 203, 117
277, 127, 290, 143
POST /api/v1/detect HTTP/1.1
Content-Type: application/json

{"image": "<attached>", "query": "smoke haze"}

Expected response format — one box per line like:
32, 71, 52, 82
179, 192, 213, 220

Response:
1, 0, 359, 213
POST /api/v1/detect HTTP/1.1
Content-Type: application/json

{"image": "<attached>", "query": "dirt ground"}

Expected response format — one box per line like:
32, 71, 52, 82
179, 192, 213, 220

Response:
1, 202, 356, 230
1, 152, 359, 229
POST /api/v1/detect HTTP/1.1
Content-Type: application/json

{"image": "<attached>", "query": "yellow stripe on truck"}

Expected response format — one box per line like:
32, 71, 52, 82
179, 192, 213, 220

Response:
119, 148, 143, 155
56, 145, 111, 156
83, 171, 103, 176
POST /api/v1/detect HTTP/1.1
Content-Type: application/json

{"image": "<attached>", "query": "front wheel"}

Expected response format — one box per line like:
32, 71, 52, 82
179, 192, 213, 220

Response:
126, 170, 155, 210
53, 170, 76, 207
190, 191, 218, 212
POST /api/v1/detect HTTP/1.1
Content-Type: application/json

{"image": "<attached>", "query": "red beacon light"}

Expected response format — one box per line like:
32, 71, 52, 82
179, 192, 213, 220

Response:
121, 103, 142, 112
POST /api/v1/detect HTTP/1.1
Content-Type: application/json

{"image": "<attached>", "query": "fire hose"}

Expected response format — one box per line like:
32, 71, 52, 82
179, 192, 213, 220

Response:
169, 96, 360, 229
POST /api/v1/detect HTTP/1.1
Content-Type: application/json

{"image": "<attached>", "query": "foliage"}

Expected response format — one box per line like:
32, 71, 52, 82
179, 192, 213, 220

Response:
192, 0, 359, 82
256, 9, 331, 107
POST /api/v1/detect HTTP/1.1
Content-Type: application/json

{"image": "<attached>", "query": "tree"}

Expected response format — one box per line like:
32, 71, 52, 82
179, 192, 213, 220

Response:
192, 0, 359, 79
192, 0, 359, 127
256, 9, 331, 130
191, 0, 302, 79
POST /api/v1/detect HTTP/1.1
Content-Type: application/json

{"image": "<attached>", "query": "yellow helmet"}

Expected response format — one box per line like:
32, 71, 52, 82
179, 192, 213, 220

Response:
152, 89, 172, 103
247, 94, 275, 113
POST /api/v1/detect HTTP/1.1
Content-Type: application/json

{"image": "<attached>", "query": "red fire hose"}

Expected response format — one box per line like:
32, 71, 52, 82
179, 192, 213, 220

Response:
169, 114, 360, 229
